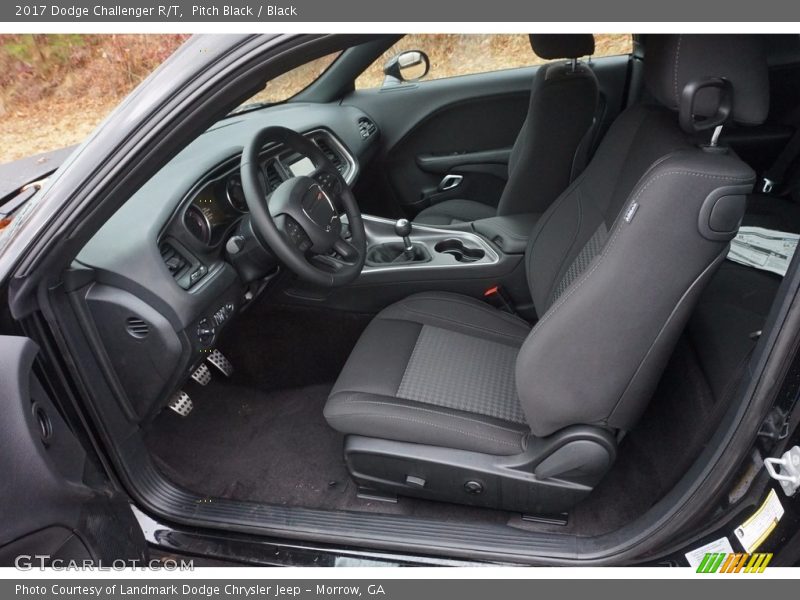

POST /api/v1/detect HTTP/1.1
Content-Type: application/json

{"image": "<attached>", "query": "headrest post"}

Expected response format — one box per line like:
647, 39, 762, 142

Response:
710, 125, 724, 148
571, 58, 578, 72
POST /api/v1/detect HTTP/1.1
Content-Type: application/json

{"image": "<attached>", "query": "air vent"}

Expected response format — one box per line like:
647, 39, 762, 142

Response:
159, 243, 188, 279
315, 137, 346, 175
358, 117, 377, 139
126, 317, 150, 339
264, 161, 283, 191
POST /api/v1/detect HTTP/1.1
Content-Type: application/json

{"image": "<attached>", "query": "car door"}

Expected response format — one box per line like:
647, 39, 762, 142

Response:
343, 34, 635, 218
0, 335, 147, 567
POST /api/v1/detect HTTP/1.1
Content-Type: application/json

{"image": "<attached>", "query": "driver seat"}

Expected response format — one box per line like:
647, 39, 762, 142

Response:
324, 35, 768, 513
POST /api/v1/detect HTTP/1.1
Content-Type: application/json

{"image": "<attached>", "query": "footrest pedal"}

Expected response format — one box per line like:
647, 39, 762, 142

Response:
168, 391, 193, 417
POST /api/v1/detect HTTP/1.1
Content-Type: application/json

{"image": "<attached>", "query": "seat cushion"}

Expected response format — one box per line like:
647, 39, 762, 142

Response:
413, 199, 497, 226
325, 292, 532, 455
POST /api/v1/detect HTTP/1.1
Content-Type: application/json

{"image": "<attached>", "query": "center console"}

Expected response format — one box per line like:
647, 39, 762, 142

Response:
283, 213, 535, 315
360, 215, 501, 277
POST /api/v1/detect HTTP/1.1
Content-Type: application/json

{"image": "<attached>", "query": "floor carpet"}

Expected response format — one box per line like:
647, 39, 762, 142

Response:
143, 294, 748, 536
144, 379, 512, 524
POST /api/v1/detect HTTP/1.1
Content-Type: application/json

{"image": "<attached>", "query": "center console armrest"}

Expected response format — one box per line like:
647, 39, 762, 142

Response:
472, 213, 540, 254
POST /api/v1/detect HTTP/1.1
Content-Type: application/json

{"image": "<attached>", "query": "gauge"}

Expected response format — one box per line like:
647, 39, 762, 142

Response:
225, 174, 248, 212
184, 204, 212, 245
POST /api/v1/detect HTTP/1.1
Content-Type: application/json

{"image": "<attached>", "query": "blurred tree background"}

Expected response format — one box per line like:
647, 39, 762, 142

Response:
0, 34, 631, 165
0, 34, 189, 163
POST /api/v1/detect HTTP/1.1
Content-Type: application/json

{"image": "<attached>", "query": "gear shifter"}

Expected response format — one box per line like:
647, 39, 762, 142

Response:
395, 219, 414, 256
365, 219, 428, 265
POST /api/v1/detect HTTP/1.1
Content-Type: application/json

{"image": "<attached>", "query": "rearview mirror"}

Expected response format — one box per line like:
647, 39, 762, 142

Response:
382, 50, 430, 86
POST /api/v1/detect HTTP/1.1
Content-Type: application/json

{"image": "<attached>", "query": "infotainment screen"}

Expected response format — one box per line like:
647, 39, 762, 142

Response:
289, 156, 315, 177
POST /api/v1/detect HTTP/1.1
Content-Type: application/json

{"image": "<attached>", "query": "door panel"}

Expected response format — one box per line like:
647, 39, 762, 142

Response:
0, 335, 145, 566
345, 55, 631, 218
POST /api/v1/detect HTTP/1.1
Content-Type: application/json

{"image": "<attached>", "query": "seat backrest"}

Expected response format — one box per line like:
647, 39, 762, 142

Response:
496, 34, 599, 217
516, 34, 769, 437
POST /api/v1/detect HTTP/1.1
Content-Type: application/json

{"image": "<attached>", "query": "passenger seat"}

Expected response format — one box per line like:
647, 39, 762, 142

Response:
414, 34, 600, 226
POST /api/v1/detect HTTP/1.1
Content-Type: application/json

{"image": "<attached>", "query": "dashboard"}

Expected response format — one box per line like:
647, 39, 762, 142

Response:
74, 102, 379, 422
179, 128, 358, 251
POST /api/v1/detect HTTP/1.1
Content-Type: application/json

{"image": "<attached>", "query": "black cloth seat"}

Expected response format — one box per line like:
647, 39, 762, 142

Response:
325, 36, 769, 508
414, 34, 599, 227
325, 292, 533, 455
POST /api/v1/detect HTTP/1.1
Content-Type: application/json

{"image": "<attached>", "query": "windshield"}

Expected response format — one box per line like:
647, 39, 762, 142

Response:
229, 50, 342, 114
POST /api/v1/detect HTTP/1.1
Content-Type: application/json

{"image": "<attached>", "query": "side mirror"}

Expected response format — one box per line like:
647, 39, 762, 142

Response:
382, 50, 430, 86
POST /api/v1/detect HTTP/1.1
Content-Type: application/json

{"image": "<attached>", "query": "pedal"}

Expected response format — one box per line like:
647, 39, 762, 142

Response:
168, 391, 193, 417
206, 349, 233, 377
191, 363, 212, 386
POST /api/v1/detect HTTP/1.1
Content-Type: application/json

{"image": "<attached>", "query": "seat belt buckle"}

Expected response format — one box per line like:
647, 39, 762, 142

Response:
762, 177, 776, 194
483, 285, 516, 314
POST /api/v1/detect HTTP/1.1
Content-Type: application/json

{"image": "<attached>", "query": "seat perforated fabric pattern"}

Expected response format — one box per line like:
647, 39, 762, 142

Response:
548, 222, 609, 305
325, 292, 532, 455
396, 325, 526, 424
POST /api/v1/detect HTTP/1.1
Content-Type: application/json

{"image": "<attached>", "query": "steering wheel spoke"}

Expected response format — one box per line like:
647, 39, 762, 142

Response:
275, 214, 313, 253
311, 167, 342, 197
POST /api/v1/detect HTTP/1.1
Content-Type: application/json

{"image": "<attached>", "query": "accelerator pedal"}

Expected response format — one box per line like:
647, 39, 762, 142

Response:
206, 349, 233, 377
168, 391, 193, 417
191, 363, 212, 386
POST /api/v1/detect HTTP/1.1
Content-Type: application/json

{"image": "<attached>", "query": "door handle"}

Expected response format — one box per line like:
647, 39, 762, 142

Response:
438, 174, 463, 192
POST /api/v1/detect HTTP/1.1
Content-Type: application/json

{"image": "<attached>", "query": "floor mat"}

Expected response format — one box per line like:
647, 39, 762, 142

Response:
144, 380, 512, 524
144, 326, 739, 535
145, 383, 346, 506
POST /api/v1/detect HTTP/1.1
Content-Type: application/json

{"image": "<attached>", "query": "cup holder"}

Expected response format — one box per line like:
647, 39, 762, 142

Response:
434, 239, 485, 263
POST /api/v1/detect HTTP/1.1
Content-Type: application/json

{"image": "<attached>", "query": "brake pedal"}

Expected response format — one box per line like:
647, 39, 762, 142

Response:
206, 349, 233, 377
191, 363, 212, 386
168, 391, 193, 417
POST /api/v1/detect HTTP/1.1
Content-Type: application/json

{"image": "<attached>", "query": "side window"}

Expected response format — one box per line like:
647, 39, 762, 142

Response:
355, 34, 632, 89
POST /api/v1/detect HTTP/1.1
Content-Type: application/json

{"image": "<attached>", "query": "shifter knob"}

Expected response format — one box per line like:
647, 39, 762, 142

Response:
394, 218, 412, 238
394, 219, 414, 254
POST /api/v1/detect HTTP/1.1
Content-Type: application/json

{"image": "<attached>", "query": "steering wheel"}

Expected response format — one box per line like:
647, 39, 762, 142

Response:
240, 126, 366, 287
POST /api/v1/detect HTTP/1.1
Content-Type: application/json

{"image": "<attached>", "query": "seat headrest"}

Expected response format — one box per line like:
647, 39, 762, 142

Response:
644, 34, 769, 126
529, 34, 595, 60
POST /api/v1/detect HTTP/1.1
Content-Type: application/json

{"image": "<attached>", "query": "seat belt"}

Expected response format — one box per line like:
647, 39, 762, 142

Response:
762, 126, 800, 194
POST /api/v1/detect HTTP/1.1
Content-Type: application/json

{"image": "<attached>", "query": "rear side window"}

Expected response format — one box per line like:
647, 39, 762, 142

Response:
355, 34, 632, 89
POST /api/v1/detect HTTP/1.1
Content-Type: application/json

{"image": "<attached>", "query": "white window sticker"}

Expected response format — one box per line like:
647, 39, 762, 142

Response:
734, 488, 785, 552
685, 537, 735, 569
727, 226, 799, 277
